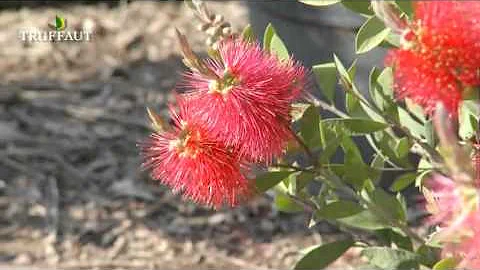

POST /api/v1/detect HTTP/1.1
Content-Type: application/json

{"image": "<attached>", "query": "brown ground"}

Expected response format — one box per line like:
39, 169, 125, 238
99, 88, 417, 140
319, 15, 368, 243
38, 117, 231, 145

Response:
0, 1, 359, 269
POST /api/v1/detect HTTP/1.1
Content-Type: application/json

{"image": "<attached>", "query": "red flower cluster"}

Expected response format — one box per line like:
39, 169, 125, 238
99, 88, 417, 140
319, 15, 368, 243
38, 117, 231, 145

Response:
386, 1, 480, 114
181, 39, 306, 163
141, 39, 307, 208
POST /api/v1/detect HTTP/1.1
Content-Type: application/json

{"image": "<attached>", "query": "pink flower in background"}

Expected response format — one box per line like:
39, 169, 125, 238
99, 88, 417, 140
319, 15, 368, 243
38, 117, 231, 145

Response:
140, 97, 251, 208
386, 1, 480, 114
424, 174, 465, 226
441, 211, 480, 269
180, 38, 307, 163
473, 143, 480, 187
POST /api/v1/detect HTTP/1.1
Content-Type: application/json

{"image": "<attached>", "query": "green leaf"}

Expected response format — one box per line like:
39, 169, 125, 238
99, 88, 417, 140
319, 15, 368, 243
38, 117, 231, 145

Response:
417, 245, 440, 268
322, 118, 389, 136
315, 200, 364, 219
415, 169, 432, 187
405, 98, 426, 123
398, 107, 425, 139
348, 59, 358, 79
333, 54, 352, 84
312, 62, 337, 102
395, 137, 410, 159
274, 191, 303, 213
300, 105, 322, 149
424, 118, 435, 147
432, 257, 458, 270
377, 67, 394, 98
370, 154, 384, 183
390, 172, 416, 192
395, 0, 413, 17
385, 32, 401, 47
294, 239, 354, 270
291, 103, 312, 122
369, 131, 411, 168
337, 210, 387, 230
361, 247, 419, 269
255, 171, 292, 193
241, 24, 255, 43
370, 188, 407, 221
375, 229, 413, 251
355, 16, 391, 54
298, 0, 341, 6
288, 172, 315, 194
342, 0, 373, 16
368, 67, 383, 109
459, 100, 479, 140
263, 23, 289, 60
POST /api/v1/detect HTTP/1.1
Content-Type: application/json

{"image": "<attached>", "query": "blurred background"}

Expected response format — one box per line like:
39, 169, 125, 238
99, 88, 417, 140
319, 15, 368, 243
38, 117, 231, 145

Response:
0, 1, 382, 269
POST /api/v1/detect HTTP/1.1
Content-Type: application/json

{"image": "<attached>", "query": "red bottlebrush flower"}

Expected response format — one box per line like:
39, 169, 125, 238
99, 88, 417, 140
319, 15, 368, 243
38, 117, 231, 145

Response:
180, 38, 307, 163
386, 1, 480, 115
140, 97, 251, 208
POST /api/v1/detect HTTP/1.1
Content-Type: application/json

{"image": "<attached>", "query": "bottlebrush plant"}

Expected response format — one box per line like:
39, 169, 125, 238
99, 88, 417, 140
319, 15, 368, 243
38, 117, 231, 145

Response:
140, 0, 480, 269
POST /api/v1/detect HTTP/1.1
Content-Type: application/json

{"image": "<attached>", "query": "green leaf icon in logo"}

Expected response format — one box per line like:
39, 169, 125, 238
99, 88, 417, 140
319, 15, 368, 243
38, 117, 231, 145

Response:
53, 15, 66, 31
48, 15, 66, 31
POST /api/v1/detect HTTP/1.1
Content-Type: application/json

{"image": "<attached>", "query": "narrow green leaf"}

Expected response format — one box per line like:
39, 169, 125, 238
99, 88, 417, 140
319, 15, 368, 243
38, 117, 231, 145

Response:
459, 100, 479, 140
417, 245, 441, 268
288, 171, 315, 194
322, 118, 389, 135
274, 191, 303, 213
390, 172, 416, 192
432, 257, 458, 270
312, 62, 337, 102
376, 228, 413, 251
405, 98, 426, 123
341, 136, 370, 189
395, 0, 413, 17
415, 169, 432, 187
263, 23, 289, 60
348, 59, 358, 79
333, 54, 352, 84
355, 16, 391, 54
395, 137, 410, 159
241, 24, 255, 43
255, 171, 292, 193
368, 67, 383, 109
291, 103, 312, 122
263, 23, 274, 51
298, 0, 341, 6
294, 239, 354, 270
370, 131, 412, 168
425, 119, 435, 146
398, 107, 425, 139
377, 67, 394, 98
342, 0, 373, 16
361, 247, 419, 269
300, 105, 322, 149
385, 32, 401, 47
315, 200, 364, 219
337, 210, 387, 230
368, 188, 406, 222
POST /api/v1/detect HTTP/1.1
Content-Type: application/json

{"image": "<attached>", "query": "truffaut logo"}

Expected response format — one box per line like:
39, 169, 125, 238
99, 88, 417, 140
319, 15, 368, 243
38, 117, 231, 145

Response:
18, 15, 92, 43
48, 15, 67, 31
